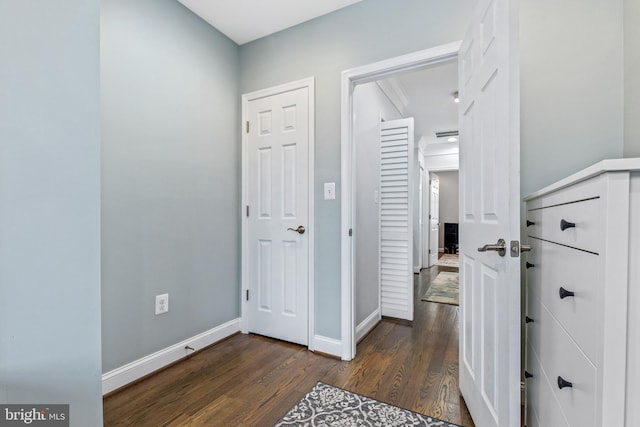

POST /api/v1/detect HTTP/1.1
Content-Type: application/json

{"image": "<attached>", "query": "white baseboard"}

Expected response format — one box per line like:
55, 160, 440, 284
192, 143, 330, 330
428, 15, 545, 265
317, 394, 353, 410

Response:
313, 335, 342, 358
356, 309, 381, 342
102, 318, 241, 395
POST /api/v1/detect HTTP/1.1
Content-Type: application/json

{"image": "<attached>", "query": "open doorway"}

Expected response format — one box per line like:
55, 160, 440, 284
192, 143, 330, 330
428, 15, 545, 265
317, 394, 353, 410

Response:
347, 48, 460, 354
423, 169, 460, 269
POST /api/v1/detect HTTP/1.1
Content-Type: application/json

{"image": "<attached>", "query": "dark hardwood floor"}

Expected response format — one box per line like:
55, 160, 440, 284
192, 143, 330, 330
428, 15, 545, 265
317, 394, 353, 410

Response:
103, 263, 474, 426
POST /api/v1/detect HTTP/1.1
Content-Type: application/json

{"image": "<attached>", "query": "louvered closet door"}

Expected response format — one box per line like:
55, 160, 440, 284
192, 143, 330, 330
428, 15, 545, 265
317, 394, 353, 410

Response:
379, 118, 414, 321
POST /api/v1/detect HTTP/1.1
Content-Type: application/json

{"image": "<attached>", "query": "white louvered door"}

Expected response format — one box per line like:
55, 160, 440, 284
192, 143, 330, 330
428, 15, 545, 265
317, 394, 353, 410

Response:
379, 118, 414, 321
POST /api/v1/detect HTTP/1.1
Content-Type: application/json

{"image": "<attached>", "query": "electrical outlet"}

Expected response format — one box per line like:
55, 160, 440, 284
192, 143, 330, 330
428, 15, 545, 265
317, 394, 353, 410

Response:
155, 293, 169, 315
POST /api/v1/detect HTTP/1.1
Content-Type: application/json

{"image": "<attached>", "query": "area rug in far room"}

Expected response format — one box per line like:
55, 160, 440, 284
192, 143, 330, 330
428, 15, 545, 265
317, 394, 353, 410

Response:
436, 253, 459, 268
275, 382, 461, 427
421, 271, 459, 306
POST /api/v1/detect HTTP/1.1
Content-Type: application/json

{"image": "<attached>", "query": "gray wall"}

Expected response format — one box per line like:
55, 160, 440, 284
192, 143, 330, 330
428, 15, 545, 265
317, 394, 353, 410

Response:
625, 0, 640, 157
240, 0, 475, 339
0, 1, 103, 425
101, 0, 240, 372
354, 83, 402, 327
437, 171, 459, 250
520, 0, 625, 197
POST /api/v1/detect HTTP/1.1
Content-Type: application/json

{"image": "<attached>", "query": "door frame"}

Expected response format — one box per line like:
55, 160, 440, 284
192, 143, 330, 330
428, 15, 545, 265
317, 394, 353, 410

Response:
340, 43, 460, 360
428, 172, 440, 266
417, 160, 424, 272
241, 77, 316, 350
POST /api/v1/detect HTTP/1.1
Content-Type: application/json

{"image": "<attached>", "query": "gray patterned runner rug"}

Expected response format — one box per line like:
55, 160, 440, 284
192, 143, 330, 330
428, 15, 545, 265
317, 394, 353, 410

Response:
275, 382, 461, 426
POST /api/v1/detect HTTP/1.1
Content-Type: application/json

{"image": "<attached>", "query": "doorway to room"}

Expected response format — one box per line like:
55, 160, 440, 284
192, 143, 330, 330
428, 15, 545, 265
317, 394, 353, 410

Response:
349, 55, 461, 349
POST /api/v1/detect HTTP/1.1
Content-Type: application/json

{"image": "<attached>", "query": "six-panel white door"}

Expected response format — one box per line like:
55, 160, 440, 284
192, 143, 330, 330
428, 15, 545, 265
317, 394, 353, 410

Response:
458, 0, 521, 425
246, 86, 309, 346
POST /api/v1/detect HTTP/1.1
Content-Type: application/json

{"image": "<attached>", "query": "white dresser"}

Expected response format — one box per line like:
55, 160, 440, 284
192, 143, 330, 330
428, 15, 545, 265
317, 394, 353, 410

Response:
524, 159, 640, 427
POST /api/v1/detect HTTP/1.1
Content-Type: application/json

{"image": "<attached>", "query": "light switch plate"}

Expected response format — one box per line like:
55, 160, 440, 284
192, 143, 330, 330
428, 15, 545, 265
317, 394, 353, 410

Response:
324, 182, 336, 200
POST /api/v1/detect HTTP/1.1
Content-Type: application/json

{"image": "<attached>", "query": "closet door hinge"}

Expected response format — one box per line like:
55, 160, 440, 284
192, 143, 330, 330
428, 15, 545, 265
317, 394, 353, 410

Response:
348, 228, 353, 237
246, 205, 249, 217
246, 289, 249, 301
246, 121, 250, 133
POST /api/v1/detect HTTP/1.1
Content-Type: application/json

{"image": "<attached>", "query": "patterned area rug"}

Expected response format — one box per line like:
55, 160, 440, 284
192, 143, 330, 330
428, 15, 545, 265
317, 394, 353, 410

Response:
436, 254, 459, 268
421, 272, 459, 306
275, 382, 460, 427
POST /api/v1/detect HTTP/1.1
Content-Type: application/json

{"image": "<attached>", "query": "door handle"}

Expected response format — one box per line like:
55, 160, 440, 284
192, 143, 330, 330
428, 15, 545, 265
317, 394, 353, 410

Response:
287, 225, 306, 235
477, 238, 506, 257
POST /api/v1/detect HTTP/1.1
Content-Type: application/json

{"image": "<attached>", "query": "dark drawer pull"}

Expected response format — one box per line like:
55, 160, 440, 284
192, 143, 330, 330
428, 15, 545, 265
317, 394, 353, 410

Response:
557, 376, 573, 389
526, 262, 535, 269
525, 316, 534, 324
559, 287, 575, 299
526, 220, 535, 227
560, 219, 576, 231
525, 371, 534, 379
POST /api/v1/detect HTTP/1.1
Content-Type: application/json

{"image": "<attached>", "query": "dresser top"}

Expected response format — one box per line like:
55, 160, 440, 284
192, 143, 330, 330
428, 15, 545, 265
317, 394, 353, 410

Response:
524, 158, 640, 201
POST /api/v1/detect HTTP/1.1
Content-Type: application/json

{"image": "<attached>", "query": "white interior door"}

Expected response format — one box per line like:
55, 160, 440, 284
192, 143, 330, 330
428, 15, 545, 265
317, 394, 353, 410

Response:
429, 173, 440, 266
246, 85, 310, 346
379, 118, 414, 321
458, 0, 520, 425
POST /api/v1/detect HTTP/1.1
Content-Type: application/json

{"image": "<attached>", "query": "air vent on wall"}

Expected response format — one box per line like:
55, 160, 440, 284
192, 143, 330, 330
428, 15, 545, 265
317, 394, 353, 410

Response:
435, 130, 459, 138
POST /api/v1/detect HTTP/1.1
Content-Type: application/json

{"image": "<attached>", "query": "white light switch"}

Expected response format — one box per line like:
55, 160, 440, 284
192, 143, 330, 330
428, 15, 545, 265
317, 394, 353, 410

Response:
324, 182, 336, 200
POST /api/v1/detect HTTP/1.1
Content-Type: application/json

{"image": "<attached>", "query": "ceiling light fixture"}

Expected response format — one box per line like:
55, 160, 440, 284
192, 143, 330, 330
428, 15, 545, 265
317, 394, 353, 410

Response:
453, 91, 459, 103
448, 137, 458, 142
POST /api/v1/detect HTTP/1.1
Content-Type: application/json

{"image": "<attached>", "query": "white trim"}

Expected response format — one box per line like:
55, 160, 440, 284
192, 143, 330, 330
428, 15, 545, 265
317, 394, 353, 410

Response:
356, 309, 381, 343
313, 335, 343, 358
341, 42, 461, 361
102, 318, 241, 395
413, 266, 421, 274
240, 77, 315, 349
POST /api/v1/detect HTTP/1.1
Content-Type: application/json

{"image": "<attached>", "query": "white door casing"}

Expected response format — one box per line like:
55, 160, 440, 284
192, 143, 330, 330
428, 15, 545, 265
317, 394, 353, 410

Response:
341, 43, 461, 361
458, 0, 520, 425
418, 164, 424, 271
379, 118, 414, 321
421, 164, 430, 269
242, 78, 315, 347
429, 173, 440, 266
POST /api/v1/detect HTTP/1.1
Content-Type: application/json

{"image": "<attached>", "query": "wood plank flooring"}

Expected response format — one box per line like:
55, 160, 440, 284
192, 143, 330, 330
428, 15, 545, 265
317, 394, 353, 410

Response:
103, 264, 474, 426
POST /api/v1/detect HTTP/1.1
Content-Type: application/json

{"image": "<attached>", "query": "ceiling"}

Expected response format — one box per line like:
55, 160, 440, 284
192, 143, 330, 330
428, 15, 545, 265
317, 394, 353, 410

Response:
177, 0, 458, 153
177, 0, 364, 45
378, 61, 459, 151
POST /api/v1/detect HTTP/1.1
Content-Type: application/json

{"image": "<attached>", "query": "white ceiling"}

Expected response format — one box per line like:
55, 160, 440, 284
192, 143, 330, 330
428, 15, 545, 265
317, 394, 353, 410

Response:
379, 61, 459, 151
177, 0, 364, 45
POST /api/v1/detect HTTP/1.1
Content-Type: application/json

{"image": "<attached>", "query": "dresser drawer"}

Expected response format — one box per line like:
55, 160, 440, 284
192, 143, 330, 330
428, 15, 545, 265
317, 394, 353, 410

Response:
539, 306, 598, 427
527, 197, 602, 254
533, 239, 601, 363
525, 341, 569, 427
